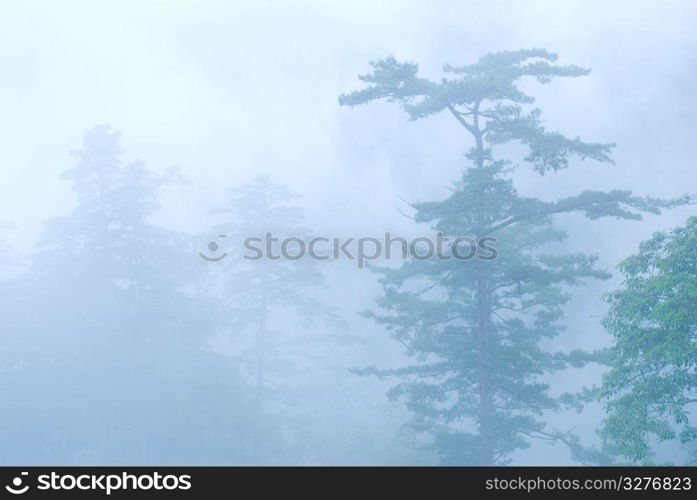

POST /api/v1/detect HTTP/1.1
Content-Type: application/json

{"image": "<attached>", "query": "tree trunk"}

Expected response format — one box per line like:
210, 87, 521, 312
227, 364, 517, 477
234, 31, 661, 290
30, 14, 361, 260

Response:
476, 261, 494, 465
473, 107, 494, 464
252, 291, 268, 462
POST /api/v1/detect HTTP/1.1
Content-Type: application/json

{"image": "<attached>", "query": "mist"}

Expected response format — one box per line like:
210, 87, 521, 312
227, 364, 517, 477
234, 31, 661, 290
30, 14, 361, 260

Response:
1, 0, 696, 465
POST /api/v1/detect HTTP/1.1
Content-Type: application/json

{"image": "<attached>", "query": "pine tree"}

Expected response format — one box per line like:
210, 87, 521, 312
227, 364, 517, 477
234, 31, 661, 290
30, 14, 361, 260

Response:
0, 126, 252, 464
207, 175, 347, 463
340, 49, 685, 465
600, 216, 697, 464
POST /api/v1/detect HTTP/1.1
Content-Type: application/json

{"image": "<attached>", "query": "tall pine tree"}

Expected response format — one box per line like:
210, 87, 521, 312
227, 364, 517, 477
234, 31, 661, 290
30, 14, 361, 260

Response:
0, 126, 253, 464
206, 175, 348, 463
340, 49, 685, 464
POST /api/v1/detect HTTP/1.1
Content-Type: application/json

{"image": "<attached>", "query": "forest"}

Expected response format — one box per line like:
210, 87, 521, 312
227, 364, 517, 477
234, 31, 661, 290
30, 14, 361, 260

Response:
0, 1, 695, 466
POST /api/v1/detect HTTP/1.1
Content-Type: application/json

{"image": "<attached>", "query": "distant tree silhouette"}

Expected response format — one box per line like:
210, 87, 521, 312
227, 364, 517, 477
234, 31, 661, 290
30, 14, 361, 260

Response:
205, 175, 352, 463
0, 125, 253, 464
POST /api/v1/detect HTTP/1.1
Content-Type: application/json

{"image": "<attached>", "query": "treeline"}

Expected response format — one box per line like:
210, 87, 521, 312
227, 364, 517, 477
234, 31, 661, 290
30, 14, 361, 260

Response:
0, 126, 412, 465
0, 49, 695, 466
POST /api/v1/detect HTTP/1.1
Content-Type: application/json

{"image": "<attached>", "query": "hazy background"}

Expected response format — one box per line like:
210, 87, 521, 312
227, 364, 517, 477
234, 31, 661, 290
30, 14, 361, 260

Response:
1, 0, 695, 464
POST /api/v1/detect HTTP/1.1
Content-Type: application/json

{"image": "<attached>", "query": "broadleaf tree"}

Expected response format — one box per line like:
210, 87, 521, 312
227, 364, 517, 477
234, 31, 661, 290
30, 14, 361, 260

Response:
600, 216, 697, 464
340, 49, 685, 465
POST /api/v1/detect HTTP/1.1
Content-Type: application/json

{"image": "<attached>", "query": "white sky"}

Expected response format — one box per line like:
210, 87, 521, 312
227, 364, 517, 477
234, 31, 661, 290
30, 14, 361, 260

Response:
1, 0, 695, 248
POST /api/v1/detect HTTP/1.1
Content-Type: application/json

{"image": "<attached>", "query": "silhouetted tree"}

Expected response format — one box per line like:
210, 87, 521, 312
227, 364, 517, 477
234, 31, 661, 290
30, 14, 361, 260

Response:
0, 125, 253, 464
206, 175, 349, 463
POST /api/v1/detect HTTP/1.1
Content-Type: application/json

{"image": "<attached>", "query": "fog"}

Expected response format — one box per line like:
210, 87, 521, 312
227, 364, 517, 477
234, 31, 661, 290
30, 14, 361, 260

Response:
1, 0, 696, 465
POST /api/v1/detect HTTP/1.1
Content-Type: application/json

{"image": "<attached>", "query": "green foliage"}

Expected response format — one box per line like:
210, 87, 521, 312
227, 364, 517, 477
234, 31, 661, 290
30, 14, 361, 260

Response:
341, 49, 680, 464
339, 49, 613, 174
601, 217, 697, 463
